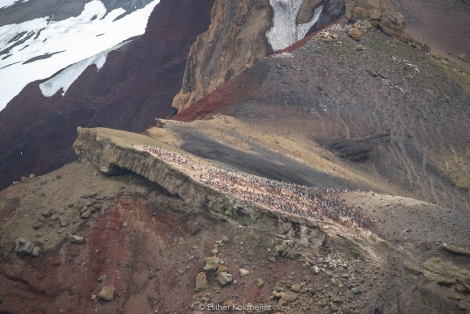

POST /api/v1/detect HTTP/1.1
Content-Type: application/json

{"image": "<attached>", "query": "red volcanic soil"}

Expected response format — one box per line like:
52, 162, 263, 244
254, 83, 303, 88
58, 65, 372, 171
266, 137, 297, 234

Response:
172, 63, 270, 123
0, 0, 214, 190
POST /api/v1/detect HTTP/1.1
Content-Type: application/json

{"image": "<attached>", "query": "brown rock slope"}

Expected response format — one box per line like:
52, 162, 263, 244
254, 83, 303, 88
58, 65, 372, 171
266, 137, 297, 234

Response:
0, 0, 214, 190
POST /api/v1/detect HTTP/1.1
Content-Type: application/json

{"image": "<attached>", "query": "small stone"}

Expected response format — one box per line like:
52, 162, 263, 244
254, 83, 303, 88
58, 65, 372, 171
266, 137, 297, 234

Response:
354, 44, 364, 51
239, 268, 250, 277
42, 209, 53, 218
195, 272, 209, 291
80, 209, 91, 219
458, 303, 466, 311
189, 222, 200, 235
98, 285, 115, 301
351, 288, 362, 295
28, 173, 35, 179
91, 294, 97, 301
458, 53, 468, 62
330, 302, 338, 311
448, 293, 462, 300
97, 275, 107, 283
222, 236, 229, 243
91, 203, 101, 213
349, 28, 362, 41
274, 244, 286, 256
279, 291, 297, 305
256, 278, 264, 287
313, 266, 320, 274
59, 217, 68, 227
69, 235, 85, 244
290, 284, 301, 292
216, 271, 232, 287
31, 246, 41, 256
364, 20, 373, 29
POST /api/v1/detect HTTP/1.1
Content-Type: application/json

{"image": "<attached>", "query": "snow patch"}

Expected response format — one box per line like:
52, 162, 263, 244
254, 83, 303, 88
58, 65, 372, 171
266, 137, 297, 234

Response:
0, 0, 160, 111
266, 0, 323, 51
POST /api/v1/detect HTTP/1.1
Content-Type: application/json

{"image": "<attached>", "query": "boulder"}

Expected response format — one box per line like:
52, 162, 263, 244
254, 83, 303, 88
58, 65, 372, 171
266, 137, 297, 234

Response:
98, 285, 116, 301
216, 271, 233, 287
203, 256, 220, 272
379, 9, 407, 40
239, 268, 250, 277
195, 272, 209, 291
291, 284, 301, 292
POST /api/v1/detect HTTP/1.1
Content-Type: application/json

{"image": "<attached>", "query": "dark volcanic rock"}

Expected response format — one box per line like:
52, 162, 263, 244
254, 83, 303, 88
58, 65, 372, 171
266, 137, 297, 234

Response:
0, 0, 214, 190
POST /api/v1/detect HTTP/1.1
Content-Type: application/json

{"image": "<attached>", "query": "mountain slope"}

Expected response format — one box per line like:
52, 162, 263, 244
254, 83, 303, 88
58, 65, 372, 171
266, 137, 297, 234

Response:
0, 0, 214, 190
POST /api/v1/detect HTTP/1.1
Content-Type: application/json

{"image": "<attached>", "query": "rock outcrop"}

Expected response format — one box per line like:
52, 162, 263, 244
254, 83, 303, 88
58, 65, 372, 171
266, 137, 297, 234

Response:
170, 0, 272, 112
72, 127, 326, 246
14, 238, 41, 256
345, 0, 407, 39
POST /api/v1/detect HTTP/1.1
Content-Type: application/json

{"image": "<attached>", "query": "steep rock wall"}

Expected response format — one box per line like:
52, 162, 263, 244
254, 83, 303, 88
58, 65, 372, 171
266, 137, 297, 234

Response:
171, 0, 345, 112
73, 127, 325, 246
170, 0, 273, 112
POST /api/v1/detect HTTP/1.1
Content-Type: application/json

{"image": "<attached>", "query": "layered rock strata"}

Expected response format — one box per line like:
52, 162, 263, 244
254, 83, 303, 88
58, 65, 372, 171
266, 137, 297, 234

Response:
345, 0, 407, 39
73, 127, 325, 246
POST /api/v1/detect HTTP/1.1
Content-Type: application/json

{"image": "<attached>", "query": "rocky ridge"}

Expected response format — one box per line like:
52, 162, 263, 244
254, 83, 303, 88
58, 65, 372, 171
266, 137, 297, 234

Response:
72, 126, 329, 246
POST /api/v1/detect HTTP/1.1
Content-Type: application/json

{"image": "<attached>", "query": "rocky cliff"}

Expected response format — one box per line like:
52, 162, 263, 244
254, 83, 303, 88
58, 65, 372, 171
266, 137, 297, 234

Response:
73, 126, 326, 245
171, 0, 347, 112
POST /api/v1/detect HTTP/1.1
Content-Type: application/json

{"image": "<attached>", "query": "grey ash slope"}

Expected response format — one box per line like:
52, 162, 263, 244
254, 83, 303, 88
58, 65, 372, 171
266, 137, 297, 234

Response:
189, 25, 470, 213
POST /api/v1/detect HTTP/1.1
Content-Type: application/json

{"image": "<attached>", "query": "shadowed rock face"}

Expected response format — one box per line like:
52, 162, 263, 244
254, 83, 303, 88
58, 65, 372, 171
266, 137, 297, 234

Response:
0, 0, 214, 190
